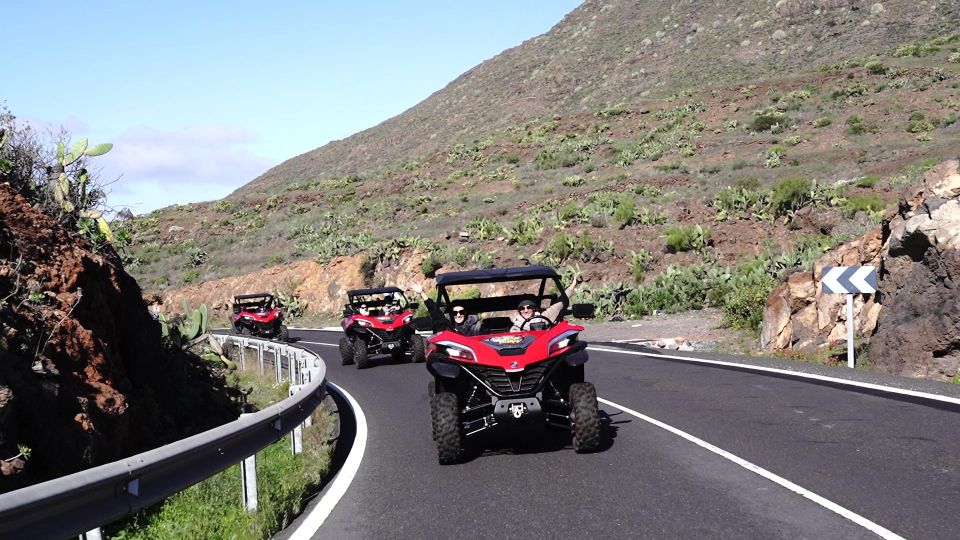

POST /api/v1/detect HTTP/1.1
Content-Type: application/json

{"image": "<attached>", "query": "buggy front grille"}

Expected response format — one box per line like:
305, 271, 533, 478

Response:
464, 359, 555, 396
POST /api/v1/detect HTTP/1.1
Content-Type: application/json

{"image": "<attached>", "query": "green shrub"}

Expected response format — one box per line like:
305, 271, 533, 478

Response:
562, 175, 585, 187
180, 269, 200, 284
506, 217, 544, 246
907, 112, 935, 133
865, 61, 887, 75
846, 115, 866, 135
546, 232, 575, 263
855, 176, 880, 188
840, 195, 886, 219
665, 224, 711, 253
813, 117, 833, 128
629, 250, 652, 282
636, 208, 668, 225
596, 102, 627, 118
751, 108, 790, 132
771, 177, 813, 217
721, 269, 777, 330
764, 145, 787, 169
614, 197, 636, 229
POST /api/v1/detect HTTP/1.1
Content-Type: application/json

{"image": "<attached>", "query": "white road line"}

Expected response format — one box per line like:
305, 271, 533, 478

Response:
297, 341, 339, 347
589, 345, 960, 406
598, 397, 905, 540
288, 382, 368, 540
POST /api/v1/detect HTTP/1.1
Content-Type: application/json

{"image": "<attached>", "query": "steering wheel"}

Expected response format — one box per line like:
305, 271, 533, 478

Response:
519, 314, 554, 331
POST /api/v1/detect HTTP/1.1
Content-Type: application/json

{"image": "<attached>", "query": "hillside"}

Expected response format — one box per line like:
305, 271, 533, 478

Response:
236, 0, 960, 197
118, 1, 960, 372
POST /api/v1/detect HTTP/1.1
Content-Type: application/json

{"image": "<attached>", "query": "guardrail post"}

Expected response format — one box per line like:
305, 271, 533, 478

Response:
79, 527, 103, 540
275, 346, 282, 383
240, 453, 258, 512
239, 340, 246, 370
291, 424, 303, 455
287, 349, 296, 382
257, 343, 264, 377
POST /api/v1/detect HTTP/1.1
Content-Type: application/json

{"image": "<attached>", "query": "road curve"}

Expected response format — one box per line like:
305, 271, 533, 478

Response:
287, 329, 960, 539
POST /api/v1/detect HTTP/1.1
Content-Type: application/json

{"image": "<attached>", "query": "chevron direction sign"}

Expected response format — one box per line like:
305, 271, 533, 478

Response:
821, 266, 877, 294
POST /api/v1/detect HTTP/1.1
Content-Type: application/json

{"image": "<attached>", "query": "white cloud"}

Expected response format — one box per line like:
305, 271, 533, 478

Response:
99, 124, 276, 215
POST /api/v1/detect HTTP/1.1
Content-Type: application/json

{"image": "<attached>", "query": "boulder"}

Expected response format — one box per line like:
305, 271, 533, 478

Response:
761, 159, 960, 382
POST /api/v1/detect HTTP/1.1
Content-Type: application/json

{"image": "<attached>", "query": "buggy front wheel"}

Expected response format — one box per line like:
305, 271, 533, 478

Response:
431, 392, 462, 464
339, 336, 354, 365
569, 382, 600, 453
411, 334, 426, 363
354, 337, 370, 369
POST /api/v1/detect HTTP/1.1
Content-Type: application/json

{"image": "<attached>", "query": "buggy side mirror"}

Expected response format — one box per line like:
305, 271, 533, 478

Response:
342, 309, 353, 318
571, 303, 596, 319
407, 302, 419, 310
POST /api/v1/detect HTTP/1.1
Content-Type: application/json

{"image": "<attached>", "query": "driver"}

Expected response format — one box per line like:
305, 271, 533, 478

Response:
357, 303, 370, 317
384, 298, 402, 315
510, 276, 581, 332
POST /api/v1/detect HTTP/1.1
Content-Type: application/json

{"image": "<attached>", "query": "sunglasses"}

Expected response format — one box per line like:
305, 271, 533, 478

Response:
519, 306, 535, 312
452, 309, 466, 315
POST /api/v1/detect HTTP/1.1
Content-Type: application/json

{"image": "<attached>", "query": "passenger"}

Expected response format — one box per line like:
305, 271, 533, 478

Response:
510, 277, 581, 332
357, 303, 370, 317
384, 298, 402, 315
410, 281, 482, 336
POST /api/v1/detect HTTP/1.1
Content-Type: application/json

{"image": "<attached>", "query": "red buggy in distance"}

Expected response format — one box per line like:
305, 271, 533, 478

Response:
424, 265, 599, 464
338, 286, 426, 369
231, 293, 289, 342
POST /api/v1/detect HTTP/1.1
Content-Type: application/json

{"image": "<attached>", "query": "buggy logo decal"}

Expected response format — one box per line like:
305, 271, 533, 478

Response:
489, 335, 524, 345
510, 361, 519, 369
510, 403, 525, 419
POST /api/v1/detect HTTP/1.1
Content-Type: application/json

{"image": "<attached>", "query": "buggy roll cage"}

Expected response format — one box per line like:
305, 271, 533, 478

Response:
432, 265, 570, 319
344, 286, 416, 315
232, 293, 275, 314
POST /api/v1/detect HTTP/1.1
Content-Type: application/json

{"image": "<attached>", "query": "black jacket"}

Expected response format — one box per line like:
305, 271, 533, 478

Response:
425, 298, 482, 336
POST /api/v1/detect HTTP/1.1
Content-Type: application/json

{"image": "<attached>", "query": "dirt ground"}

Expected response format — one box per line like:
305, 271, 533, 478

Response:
576, 307, 757, 353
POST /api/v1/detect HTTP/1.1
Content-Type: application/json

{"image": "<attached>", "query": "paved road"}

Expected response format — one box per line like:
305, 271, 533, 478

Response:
290, 329, 960, 539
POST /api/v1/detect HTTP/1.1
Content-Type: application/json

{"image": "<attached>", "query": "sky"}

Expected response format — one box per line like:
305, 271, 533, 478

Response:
4, 1, 582, 215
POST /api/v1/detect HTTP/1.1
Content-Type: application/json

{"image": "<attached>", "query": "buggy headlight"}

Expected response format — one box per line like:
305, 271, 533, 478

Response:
437, 341, 476, 362
355, 319, 373, 327
402, 314, 413, 324
548, 331, 579, 354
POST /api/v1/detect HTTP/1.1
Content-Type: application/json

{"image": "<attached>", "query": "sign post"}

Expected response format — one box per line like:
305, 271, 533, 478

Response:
820, 266, 877, 368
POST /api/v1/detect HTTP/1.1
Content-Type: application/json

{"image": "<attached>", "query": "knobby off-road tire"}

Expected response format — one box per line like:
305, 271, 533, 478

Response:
428, 381, 438, 440
241, 326, 252, 336
431, 392, 462, 465
354, 337, 370, 369
279, 325, 290, 343
569, 382, 600, 453
339, 336, 355, 365
411, 334, 426, 363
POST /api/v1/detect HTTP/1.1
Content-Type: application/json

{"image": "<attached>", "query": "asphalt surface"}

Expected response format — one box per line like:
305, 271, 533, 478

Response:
286, 329, 960, 539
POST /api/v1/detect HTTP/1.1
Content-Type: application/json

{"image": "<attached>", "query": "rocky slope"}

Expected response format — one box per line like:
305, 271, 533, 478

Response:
239, 0, 960, 198
761, 159, 960, 381
0, 185, 238, 492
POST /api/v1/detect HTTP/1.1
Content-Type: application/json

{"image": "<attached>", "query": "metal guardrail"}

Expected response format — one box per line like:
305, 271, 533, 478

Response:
0, 335, 327, 539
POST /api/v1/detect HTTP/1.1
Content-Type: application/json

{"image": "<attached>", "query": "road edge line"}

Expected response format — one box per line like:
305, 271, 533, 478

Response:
288, 382, 367, 539
589, 345, 960, 406
598, 397, 905, 540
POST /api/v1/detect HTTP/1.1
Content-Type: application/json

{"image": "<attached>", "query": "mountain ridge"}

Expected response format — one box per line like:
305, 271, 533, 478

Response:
236, 0, 960, 198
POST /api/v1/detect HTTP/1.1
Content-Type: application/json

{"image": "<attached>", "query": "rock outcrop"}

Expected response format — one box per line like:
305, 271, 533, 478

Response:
0, 185, 237, 492
761, 159, 960, 382
159, 250, 429, 319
